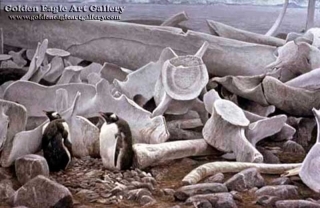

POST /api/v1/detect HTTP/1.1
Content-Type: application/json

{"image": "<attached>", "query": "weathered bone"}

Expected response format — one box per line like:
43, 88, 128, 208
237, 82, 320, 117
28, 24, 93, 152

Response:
101, 62, 128, 83
64, 92, 100, 157
168, 128, 202, 141
21, 39, 48, 81
46, 48, 70, 58
182, 162, 301, 185
78, 79, 169, 144
0, 13, 276, 77
298, 108, 320, 193
265, 0, 289, 36
42, 56, 65, 83
29, 64, 51, 83
4, 80, 169, 143
161, 11, 188, 27
207, 20, 284, 46
0, 106, 9, 151
57, 66, 82, 84
286, 67, 320, 90
87, 73, 102, 85
263, 76, 320, 116
306, 0, 316, 30
266, 41, 320, 82
210, 74, 268, 105
132, 139, 219, 169
55, 88, 69, 114
0, 54, 11, 61
152, 42, 209, 123
8, 49, 27, 67
244, 110, 295, 142
246, 115, 287, 146
114, 47, 177, 106
203, 99, 263, 163
0, 91, 78, 167
167, 119, 202, 130
80, 63, 102, 83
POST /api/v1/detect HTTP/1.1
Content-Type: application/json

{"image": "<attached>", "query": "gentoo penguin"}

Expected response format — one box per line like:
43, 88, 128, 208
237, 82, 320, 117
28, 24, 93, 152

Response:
42, 111, 72, 172
99, 112, 134, 170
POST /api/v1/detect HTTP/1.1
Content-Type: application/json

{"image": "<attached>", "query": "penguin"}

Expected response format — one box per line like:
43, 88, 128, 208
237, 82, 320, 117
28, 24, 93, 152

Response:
99, 112, 134, 170
42, 111, 72, 172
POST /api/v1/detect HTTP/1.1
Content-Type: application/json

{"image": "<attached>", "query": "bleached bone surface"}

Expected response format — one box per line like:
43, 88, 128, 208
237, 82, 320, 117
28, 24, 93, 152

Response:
263, 76, 320, 116
80, 63, 102, 82
0, 12, 276, 77
64, 92, 100, 157
101, 62, 128, 83
207, 20, 285, 46
0, 91, 86, 167
246, 115, 287, 146
114, 47, 177, 106
203, 99, 262, 163
57, 66, 82, 84
161, 11, 188, 27
21, 39, 48, 82
299, 108, 320, 193
182, 162, 301, 185
210, 75, 269, 106
152, 42, 209, 123
0, 106, 9, 151
42, 56, 65, 83
132, 139, 219, 169
266, 41, 320, 82
286, 67, 320, 90
78, 79, 169, 144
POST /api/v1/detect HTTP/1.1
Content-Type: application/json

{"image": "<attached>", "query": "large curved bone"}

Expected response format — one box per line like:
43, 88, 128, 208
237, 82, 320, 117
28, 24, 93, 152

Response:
100, 62, 128, 83
161, 11, 188, 27
114, 47, 177, 106
4, 81, 96, 117
0, 91, 78, 167
265, 0, 289, 36
286, 67, 320, 90
263, 76, 320, 116
152, 42, 209, 123
0, 12, 276, 77
306, 0, 316, 30
203, 99, 262, 163
21, 39, 48, 81
42, 56, 65, 83
207, 20, 285, 46
57, 66, 82, 84
4, 80, 169, 143
182, 162, 301, 185
132, 139, 219, 169
79, 63, 102, 83
266, 41, 320, 82
210, 74, 268, 105
64, 92, 100, 157
298, 108, 320, 193
78, 79, 169, 144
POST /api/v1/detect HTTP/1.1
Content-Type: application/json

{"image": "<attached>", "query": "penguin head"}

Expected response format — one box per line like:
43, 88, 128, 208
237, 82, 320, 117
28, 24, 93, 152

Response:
99, 112, 118, 124
44, 110, 62, 121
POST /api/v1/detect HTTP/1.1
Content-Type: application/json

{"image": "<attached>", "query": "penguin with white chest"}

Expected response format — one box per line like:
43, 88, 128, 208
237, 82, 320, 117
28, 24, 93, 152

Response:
42, 111, 72, 172
99, 112, 134, 170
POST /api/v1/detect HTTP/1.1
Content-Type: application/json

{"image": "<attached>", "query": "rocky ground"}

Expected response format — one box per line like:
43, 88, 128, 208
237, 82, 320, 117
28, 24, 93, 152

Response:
1, 148, 320, 208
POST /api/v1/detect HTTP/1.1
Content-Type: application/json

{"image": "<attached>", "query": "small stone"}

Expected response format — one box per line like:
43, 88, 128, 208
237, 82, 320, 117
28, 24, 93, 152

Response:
0, 179, 15, 202
11, 175, 73, 208
230, 191, 242, 202
204, 173, 225, 183
283, 141, 306, 154
139, 195, 156, 206
255, 185, 299, 200
163, 188, 175, 196
76, 189, 99, 200
276, 200, 320, 208
15, 154, 49, 185
175, 183, 228, 201
0, 167, 13, 180
270, 177, 291, 185
256, 195, 280, 207
224, 168, 265, 192
129, 181, 154, 191
248, 187, 258, 194
126, 188, 152, 201
186, 193, 237, 208
141, 177, 157, 186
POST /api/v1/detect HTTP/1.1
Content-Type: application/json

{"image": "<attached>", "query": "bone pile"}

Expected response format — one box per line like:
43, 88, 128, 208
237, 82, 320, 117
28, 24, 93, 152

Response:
1, 9, 320, 208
